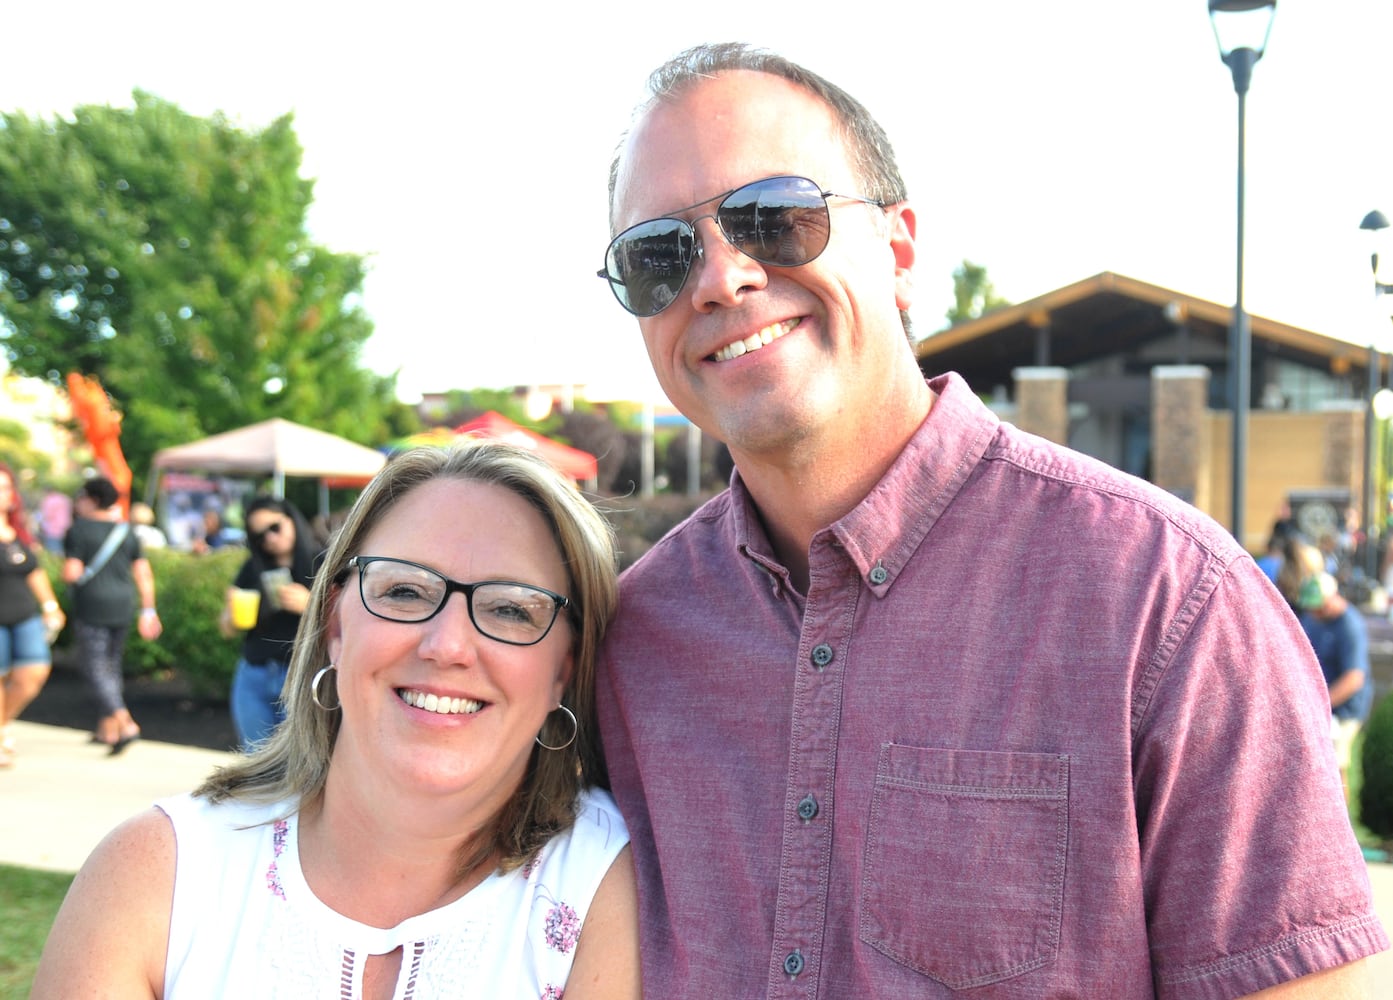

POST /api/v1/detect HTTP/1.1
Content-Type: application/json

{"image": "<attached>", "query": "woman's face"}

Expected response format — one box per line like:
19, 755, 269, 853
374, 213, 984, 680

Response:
325, 477, 574, 810
247, 507, 296, 560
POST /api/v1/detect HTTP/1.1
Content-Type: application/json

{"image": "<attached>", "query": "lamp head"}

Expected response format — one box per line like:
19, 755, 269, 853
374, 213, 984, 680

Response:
1361, 210, 1392, 290
1209, 0, 1277, 95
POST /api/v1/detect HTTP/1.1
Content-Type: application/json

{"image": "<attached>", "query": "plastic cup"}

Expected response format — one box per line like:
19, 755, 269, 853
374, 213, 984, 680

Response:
230, 588, 261, 630
260, 567, 292, 609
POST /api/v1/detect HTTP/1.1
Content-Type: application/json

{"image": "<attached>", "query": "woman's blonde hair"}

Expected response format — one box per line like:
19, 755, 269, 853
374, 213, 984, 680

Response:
197, 441, 619, 875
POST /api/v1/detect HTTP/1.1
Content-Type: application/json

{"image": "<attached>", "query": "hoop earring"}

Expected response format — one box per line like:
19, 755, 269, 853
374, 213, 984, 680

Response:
310, 665, 340, 712
535, 704, 577, 751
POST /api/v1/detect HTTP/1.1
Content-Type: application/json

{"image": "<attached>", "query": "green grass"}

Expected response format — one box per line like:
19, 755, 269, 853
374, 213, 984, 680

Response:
0, 864, 73, 999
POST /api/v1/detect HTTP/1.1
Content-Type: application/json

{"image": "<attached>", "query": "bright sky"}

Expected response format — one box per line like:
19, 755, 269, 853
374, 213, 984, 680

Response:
6, 1, 1392, 405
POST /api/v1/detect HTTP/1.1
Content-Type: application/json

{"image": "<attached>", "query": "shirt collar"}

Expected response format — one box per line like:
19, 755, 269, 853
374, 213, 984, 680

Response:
728, 373, 1000, 596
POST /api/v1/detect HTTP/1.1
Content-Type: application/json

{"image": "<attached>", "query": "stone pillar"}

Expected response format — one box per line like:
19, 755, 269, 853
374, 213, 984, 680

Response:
1318, 400, 1365, 516
1012, 366, 1069, 445
1151, 365, 1210, 504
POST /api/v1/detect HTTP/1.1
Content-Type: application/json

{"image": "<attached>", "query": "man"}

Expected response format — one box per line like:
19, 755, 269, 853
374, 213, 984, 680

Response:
1286, 539, 1373, 799
595, 43, 1387, 998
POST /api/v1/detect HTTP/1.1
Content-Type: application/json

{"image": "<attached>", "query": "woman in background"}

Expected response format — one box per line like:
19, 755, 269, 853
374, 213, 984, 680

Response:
0, 463, 64, 765
220, 496, 318, 748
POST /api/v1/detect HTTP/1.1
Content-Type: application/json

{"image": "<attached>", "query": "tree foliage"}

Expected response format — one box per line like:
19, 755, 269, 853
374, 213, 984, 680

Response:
0, 92, 412, 488
0, 416, 52, 482
946, 259, 1011, 325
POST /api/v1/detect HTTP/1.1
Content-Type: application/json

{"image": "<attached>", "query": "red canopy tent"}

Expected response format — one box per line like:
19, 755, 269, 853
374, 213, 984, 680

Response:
453, 412, 598, 483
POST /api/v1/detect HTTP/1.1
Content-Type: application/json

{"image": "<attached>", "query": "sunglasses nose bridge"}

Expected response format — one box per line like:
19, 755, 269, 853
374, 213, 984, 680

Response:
692, 210, 764, 272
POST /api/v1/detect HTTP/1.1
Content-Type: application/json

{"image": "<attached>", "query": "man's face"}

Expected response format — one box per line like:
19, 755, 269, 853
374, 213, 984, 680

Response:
610, 71, 915, 461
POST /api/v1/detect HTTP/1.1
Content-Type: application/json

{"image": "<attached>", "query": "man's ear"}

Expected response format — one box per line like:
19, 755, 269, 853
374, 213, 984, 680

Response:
888, 203, 916, 311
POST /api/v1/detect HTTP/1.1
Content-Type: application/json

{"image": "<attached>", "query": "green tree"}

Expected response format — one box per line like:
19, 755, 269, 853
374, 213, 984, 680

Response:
0, 92, 410, 489
0, 416, 51, 481
946, 259, 1011, 325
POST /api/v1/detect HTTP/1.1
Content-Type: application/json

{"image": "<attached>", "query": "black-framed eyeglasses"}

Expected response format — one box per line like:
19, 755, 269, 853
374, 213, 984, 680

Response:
597, 174, 884, 317
347, 555, 571, 647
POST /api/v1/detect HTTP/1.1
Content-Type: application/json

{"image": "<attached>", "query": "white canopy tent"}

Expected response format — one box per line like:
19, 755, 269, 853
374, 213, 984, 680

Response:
149, 418, 386, 514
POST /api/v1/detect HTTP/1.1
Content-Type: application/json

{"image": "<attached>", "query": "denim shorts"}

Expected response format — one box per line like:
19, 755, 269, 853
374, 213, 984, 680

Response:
0, 615, 52, 673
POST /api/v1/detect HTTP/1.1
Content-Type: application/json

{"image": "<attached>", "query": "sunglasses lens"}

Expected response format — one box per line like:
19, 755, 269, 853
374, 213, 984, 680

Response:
602, 177, 834, 317
718, 176, 831, 267
605, 218, 697, 317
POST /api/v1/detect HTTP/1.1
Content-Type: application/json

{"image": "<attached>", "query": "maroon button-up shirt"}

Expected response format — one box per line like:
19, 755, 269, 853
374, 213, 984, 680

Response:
597, 373, 1388, 998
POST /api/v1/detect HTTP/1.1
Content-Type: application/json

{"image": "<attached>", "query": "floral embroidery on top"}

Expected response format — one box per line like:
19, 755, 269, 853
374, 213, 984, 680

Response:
522, 847, 545, 881
543, 902, 580, 954
265, 818, 289, 901
541, 986, 564, 999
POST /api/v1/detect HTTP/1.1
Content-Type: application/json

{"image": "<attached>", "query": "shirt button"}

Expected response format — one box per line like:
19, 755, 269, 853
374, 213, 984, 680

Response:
869, 564, 889, 585
810, 643, 834, 669
783, 949, 805, 976
797, 794, 819, 822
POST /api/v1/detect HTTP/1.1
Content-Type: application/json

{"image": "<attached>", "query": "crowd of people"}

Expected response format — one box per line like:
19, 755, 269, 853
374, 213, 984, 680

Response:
9, 39, 1393, 997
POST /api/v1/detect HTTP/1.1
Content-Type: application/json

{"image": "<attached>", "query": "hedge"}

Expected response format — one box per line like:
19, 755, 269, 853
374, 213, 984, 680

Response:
1359, 690, 1393, 839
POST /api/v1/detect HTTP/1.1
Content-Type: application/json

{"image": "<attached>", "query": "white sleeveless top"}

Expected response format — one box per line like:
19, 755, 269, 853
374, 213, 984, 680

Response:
158, 788, 628, 999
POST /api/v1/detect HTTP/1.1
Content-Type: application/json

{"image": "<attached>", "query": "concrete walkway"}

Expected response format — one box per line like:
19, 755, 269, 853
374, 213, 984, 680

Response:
0, 720, 233, 872
1, 719, 1391, 994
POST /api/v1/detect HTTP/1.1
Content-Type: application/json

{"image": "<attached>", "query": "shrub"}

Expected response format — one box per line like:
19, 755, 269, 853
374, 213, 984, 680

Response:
130, 548, 244, 697
1358, 691, 1393, 839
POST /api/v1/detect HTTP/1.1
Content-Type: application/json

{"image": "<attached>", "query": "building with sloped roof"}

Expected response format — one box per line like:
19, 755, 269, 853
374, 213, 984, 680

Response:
915, 272, 1384, 557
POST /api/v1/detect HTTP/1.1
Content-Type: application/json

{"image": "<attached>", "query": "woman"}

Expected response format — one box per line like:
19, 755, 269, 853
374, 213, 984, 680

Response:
0, 464, 65, 766
35, 443, 639, 998
221, 496, 318, 748
62, 476, 163, 753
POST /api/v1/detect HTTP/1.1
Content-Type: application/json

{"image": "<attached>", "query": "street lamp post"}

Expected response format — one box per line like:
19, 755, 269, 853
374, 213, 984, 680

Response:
1209, 0, 1276, 550
1360, 209, 1392, 579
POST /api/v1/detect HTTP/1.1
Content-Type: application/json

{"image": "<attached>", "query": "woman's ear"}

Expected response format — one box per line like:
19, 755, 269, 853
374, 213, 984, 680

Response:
324, 584, 344, 664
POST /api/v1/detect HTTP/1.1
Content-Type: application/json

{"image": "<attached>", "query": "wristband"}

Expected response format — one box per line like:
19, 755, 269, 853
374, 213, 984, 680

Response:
140, 607, 158, 617
42, 600, 59, 613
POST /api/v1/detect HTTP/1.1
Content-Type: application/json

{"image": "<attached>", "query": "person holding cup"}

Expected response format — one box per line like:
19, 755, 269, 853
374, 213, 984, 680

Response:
220, 496, 319, 748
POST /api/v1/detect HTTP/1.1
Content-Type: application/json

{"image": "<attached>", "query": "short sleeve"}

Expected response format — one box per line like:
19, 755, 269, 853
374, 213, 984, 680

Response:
1134, 557, 1388, 998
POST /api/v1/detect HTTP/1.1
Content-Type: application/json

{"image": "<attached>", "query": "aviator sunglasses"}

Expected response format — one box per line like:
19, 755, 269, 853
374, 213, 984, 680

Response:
597, 175, 883, 317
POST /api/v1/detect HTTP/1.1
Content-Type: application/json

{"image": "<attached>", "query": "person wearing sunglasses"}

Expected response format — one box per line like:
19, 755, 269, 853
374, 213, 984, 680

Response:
219, 495, 320, 748
36, 442, 639, 999
594, 43, 1385, 999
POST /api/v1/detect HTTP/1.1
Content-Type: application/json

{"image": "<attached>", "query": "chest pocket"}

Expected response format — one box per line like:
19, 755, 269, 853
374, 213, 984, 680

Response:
859, 744, 1069, 990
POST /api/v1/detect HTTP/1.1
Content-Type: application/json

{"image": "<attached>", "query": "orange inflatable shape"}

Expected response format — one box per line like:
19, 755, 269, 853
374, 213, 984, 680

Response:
66, 372, 132, 517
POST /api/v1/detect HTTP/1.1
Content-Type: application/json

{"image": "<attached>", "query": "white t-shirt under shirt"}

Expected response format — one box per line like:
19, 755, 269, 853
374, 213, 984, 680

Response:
158, 787, 628, 999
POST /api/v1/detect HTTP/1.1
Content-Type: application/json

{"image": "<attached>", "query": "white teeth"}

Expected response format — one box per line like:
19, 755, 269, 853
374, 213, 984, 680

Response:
399, 689, 483, 715
713, 319, 797, 363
